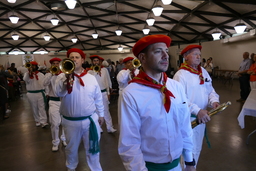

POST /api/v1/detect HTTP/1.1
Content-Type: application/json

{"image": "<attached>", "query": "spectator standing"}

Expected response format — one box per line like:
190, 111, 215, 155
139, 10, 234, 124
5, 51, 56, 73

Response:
247, 54, 256, 90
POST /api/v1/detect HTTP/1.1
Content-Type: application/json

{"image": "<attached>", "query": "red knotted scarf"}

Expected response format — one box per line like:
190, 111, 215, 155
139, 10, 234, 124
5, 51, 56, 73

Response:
29, 71, 39, 80
129, 70, 175, 113
67, 70, 87, 94
179, 63, 204, 84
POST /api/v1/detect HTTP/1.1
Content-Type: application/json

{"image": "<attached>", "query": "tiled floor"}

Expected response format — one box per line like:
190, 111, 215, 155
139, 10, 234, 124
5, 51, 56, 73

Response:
0, 79, 256, 171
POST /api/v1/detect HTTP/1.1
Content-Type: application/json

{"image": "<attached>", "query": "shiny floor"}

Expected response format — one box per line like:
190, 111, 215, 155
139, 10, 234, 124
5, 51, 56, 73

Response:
0, 79, 256, 171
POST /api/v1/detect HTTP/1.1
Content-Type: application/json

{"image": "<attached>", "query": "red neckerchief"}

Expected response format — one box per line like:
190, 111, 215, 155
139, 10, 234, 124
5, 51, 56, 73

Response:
55, 71, 62, 76
129, 70, 175, 113
29, 71, 39, 80
67, 70, 87, 94
179, 62, 204, 84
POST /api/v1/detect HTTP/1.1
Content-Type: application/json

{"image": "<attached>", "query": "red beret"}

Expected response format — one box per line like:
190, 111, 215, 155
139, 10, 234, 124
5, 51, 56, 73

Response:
30, 61, 38, 65
132, 34, 171, 57
181, 45, 202, 56
123, 57, 134, 63
67, 48, 86, 59
49, 57, 61, 64
90, 55, 101, 60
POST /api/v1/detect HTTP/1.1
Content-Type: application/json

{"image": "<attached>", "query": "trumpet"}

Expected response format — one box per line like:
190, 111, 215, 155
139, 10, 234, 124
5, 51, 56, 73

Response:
132, 58, 141, 68
59, 58, 75, 74
92, 65, 101, 72
25, 62, 32, 68
191, 101, 231, 128
49, 65, 60, 75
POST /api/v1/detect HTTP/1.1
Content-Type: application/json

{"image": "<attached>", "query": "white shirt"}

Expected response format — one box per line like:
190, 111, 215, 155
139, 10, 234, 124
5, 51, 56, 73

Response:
173, 67, 219, 116
43, 73, 59, 97
54, 72, 104, 118
88, 67, 112, 95
118, 77, 193, 171
23, 72, 45, 91
116, 69, 139, 93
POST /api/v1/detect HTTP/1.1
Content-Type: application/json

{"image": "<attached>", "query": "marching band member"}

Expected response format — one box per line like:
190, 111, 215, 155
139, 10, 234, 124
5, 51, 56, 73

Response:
118, 35, 195, 171
55, 48, 104, 171
43, 57, 67, 152
23, 61, 48, 127
173, 45, 220, 166
116, 57, 139, 125
88, 55, 116, 133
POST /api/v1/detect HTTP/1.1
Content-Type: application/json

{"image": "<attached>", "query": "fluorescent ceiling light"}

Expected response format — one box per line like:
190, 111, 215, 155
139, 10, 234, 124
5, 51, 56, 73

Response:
50, 18, 59, 26
118, 45, 123, 51
44, 35, 50, 41
92, 33, 98, 39
13, 50, 19, 55
211, 31, 221, 40
161, 0, 172, 5
40, 50, 45, 55
65, 0, 77, 9
142, 28, 150, 35
234, 23, 247, 34
115, 29, 122, 36
71, 37, 78, 43
12, 34, 19, 40
146, 17, 155, 26
152, 5, 163, 16
7, 0, 16, 3
9, 15, 19, 24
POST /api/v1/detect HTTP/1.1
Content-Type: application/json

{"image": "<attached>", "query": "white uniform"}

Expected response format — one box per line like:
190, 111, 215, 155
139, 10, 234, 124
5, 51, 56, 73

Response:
116, 69, 139, 125
88, 67, 115, 132
118, 76, 193, 171
55, 71, 103, 171
44, 73, 66, 146
23, 71, 47, 125
173, 67, 219, 164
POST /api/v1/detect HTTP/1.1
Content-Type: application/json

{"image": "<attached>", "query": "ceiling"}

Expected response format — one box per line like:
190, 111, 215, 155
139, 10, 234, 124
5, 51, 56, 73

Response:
1, 0, 256, 54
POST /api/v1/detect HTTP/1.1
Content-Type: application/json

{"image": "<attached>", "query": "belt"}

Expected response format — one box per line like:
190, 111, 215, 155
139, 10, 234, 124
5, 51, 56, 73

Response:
145, 157, 180, 171
101, 89, 107, 93
49, 96, 60, 101
62, 115, 100, 154
27, 89, 47, 109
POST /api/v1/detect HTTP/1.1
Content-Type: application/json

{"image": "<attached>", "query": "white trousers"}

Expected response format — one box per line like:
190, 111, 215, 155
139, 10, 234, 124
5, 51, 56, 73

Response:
27, 92, 47, 124
49, 100, 66, 146
192, 123, 206, 166
101, 92, 114, 131
250, 81, 256, 90
62, 113, 102, 171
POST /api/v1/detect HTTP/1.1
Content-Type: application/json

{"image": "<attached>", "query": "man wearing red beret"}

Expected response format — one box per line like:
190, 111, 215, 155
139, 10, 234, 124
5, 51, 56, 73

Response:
88, 55, 116, 133
43, 57, 67, 152
173, 45, 220, 167
54, 48, 104, 171
23, 61, 48, 128
116, 56, 139, 126
118, 35, 195, 171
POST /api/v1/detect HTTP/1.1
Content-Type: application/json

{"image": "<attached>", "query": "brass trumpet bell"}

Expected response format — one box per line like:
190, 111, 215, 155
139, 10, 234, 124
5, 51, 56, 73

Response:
49, 65, 60, 75
132, 58, 141, 68
25, 62, 32, 68
59, 58, 75, 74
93, 65, 101, 72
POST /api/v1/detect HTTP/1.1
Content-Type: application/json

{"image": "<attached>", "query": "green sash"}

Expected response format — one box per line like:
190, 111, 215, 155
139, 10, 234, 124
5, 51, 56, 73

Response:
145, 157, 180, 171
62, 115, 100, 154
27, 89, 47, 109
101, 89, 107, 93
49, 96, 60, 101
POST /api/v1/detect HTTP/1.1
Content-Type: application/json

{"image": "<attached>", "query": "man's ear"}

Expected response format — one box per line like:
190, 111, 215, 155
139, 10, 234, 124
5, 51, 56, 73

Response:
138, 53, 146, 63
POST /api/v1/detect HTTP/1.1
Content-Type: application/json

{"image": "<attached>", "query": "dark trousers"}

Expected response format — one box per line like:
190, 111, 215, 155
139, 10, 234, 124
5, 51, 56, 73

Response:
239, 74, 251, 100
0, 87, 7, 119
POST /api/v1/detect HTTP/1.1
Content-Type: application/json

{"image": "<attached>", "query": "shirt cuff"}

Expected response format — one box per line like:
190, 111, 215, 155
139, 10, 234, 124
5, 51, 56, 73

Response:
183, 150, 193, 162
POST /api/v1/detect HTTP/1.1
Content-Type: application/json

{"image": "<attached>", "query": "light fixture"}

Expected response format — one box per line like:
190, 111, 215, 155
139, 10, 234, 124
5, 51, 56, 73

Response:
234, 23, 247, 34
211, 31, 221, 40
152, 5, 164, 16
115, 29, 122, 36
50, 17, 59, 26
40, 50, 45, 55
142, 27, 150, 35
9, 15, 19, 24
13, 50, 19, 55
71, 37, 78, 43
92, 33, 98, 39
7, 0, 16, 3
161, 0, 172, 5
118, 45, 123, 51
146, 17, 155, 26
44, 35, 50, 41
65, 0, 77, 9
12, 33, 19, 40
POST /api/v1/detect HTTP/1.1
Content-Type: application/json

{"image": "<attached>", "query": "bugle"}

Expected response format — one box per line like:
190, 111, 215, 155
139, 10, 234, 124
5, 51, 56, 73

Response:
191, 101, 231, 128
59, 58, 75, 74
92, 65, 101, 72
132, 58, 141, 68
25, 62, 32, 68
49, 65, 60, 75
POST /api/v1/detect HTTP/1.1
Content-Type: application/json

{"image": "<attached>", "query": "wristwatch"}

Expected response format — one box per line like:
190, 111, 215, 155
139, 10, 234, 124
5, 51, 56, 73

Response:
185, 159, 196, 166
